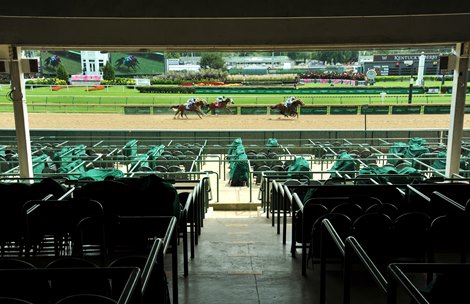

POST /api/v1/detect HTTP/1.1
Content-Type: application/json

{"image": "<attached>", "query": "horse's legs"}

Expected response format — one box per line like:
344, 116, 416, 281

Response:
174, 109, 180, 119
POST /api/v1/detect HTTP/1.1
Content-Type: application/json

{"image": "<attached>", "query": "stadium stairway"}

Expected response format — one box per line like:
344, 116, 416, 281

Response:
170, 210, 393, 304
205, 155, 260, 211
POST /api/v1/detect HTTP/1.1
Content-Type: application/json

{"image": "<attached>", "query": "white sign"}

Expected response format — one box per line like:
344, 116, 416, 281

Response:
135, 78, 151, 86
366, 69, 377, 80
403, 60, 413, 66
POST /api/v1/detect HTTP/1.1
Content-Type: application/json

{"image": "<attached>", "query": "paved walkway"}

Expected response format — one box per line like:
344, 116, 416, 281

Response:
175, 211, 321, 304
205, 156, 259, 206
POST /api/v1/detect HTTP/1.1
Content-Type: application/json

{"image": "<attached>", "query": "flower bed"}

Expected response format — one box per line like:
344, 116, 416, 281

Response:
85, 85, 106, 91
301, 78, 361, 85
180, 81, 225, 86
299, 72, 365, 81
51, 86, 66, 91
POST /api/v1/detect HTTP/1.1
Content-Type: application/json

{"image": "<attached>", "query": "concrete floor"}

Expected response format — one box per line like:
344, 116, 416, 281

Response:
171, 209, 419, 304
175, 210, 323, 304
169, 157, 412, 303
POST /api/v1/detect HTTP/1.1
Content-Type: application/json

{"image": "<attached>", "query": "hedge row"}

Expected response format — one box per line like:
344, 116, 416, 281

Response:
25, 78, 67, 86
227, 74, 298, 82
150, 79, 182, 85
136, 85, 438, 94
136, 86, 196, 94
375, 75, 453, 82
101, 78, 136, 86
194, 85, 297, 91
136, 85, 302, 94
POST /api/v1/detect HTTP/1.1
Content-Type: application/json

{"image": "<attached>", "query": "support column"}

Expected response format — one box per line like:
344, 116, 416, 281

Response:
9, 46, 33, 179
445, 42, 469, 178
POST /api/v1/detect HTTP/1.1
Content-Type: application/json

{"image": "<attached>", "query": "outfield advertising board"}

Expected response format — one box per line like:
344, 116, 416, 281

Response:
423, 105, 451, 114
300, 106, 328, 115
240, 107, 268, 115
124, 106, 151, 115
391, 105, 421, 114
330, 106, 358, 115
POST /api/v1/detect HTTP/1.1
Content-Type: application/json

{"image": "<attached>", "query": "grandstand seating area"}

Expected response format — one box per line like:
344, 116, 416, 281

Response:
1, 133, 470, 303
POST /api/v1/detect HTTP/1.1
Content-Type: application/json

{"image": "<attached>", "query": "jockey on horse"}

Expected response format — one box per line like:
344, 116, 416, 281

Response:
205, 96, 234, 114
284, 96, 296, 108
270, 96, 304, 118
185, 97, 200, 110
172, 97, 206, 119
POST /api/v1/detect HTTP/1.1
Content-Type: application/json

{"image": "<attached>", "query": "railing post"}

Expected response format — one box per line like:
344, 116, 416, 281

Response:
386, 266, 397, 304
282, 185, 288, 244
343, 239, 351, 304
320, 223, 327, 304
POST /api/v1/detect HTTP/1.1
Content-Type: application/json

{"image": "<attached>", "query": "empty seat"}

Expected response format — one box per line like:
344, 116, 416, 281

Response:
54, 294, 117, 304
310, 212, 352, 260
0, 258, 36, 269
365, 203, 400, 220
391, 212, 431, 261
109, 256, 170, 304
352, 213, 393, 261
330, 203, 363, 222
429, 214, 470, 263
0, 297, 35, 304
46, 257, 111, 303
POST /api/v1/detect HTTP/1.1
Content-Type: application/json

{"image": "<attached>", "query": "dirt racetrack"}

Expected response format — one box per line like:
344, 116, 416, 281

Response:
0, 113, 469, 130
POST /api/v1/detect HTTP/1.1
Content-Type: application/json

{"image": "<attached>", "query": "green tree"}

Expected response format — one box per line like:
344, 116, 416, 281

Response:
56, 63, 68, 83
200, 53, 226, 70
102, 61, 115, 80
165, 52, 181, 59
287, 52, 314, 63
314, 51, 359, 64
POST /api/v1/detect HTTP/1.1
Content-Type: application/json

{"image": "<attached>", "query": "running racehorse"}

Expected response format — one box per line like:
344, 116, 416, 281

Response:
171, 99, 207, 119
205, 97, 234, 114
270, 99, 304, 118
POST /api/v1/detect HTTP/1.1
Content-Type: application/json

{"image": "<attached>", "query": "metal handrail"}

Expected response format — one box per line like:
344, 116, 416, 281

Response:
344, 237, 388, 304
141, 238, 163, 294
387, 264, 429, 304
431, 191, 465, 212
319, 219, 389, 304
387, 263, 470, 304
319, 219, 346, 304
406, 184, 431, 202
58, 187, 75, 200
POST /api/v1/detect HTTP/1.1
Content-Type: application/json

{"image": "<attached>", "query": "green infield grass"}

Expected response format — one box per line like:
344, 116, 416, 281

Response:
0, 83, 465, 114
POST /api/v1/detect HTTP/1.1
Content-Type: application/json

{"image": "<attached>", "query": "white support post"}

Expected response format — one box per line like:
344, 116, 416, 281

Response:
9, 46, 33, 179
416, 52, 426, 86
445, 42, 469, 178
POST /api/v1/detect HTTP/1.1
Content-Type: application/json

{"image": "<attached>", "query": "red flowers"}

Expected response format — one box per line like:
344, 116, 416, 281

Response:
180, 81, 225, 87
